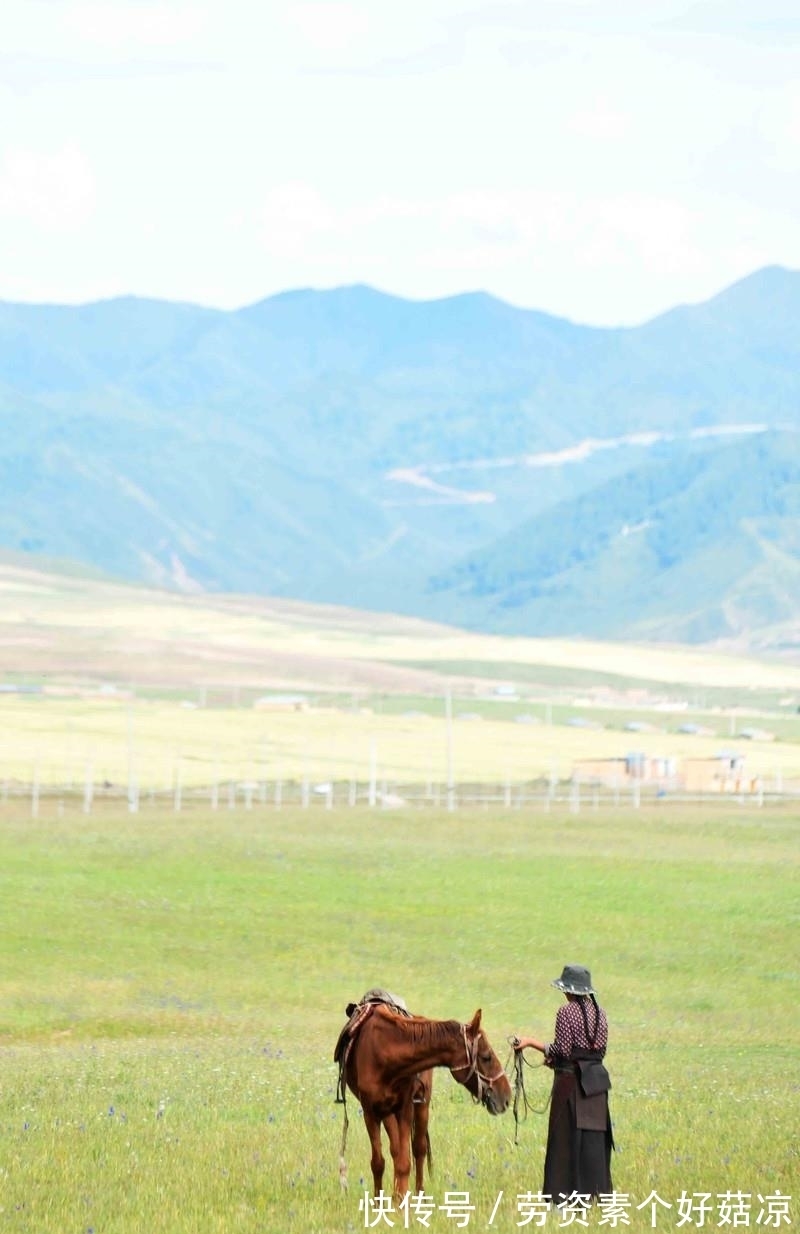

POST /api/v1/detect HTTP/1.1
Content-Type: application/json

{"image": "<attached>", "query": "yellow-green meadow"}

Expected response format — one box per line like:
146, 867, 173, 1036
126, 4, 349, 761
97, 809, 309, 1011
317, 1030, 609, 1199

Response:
4, 556, 800, 795
5, 693, 800, 793
0, 801, 797, 1233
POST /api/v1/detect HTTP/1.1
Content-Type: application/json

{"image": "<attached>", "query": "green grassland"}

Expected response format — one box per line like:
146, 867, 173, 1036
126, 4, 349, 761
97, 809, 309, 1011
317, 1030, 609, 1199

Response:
2, 556, 799, 1231
0, 801, 797, 1233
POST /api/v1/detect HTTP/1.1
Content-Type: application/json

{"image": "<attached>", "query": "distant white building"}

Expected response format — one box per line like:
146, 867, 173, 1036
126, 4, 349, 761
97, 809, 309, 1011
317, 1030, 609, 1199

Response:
253, 693, 309, 711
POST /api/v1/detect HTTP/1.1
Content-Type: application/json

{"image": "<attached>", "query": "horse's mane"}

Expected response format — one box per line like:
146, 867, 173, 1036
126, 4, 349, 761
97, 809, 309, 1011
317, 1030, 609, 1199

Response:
392, 1013, 462, 1048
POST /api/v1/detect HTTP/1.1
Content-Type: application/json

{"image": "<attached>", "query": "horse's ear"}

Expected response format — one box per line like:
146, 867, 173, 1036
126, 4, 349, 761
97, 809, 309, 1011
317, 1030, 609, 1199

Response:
467, 1009, 482, 1035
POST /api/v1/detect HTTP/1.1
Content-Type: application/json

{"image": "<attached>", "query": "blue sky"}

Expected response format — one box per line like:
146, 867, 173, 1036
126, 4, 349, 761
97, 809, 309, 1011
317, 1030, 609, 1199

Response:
2, 0, 799, 324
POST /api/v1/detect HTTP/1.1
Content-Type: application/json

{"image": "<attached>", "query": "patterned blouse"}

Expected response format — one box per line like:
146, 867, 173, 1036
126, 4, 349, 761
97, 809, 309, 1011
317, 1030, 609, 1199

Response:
545, 998, 608, 1062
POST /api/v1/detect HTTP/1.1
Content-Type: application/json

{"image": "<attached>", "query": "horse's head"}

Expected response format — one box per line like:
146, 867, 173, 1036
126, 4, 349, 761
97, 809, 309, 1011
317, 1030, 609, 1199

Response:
451, 1009, 512, 1116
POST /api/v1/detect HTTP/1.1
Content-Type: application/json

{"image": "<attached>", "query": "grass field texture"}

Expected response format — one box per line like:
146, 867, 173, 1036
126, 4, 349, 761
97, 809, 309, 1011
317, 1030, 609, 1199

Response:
0, 802, 797, 1233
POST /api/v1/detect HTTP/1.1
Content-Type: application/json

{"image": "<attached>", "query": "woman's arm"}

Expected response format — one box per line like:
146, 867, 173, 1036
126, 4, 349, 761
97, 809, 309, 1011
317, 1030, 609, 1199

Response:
511, 1034, 547, 1053
547, 1003, 575, 1061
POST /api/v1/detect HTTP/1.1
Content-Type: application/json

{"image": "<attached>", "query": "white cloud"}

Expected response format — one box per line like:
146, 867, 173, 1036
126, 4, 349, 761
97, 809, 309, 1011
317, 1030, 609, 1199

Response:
250, 182, 337, 257
62, 2, 208, 49
238, 178, 798, 323
0, 144, 96, 231
566, 99, 635, 143
1, 0, 799, 320
283, 2, 373, 54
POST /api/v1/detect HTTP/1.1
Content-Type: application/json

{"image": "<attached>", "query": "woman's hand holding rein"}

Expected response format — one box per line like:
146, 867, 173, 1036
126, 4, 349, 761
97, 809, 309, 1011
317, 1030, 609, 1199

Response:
511, 1035, 547, 1054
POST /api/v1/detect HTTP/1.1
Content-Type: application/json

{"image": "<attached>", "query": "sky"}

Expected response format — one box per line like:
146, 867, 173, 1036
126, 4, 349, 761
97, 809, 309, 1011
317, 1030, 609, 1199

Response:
2, 0, 799, 326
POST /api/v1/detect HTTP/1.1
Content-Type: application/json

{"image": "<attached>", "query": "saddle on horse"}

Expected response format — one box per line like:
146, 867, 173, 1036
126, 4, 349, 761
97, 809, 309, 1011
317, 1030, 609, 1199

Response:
334, 988, 413, 1103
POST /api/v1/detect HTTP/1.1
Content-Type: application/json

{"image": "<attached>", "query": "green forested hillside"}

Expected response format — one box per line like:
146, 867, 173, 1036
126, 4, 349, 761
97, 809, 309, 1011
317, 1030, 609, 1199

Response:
0, 266, 799, 644
427, 432, 800, 643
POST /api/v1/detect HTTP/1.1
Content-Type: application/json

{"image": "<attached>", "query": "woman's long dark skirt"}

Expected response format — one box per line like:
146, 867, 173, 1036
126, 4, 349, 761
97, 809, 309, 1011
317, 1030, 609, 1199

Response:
543, 1070, 613, 1202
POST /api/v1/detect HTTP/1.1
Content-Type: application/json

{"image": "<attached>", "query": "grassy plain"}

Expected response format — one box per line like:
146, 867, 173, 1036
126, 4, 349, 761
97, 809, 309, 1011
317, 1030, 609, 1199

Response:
4, 554, 800, 792
4, 553, 800, 696
0, 801, 797, 1234
1, 554, 799, 1230
6, 696, 800, 805
5, 692, 800, 792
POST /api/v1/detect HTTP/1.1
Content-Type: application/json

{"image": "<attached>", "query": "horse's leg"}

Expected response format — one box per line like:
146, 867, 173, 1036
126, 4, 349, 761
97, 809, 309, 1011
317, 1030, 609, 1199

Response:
412, 1073, 433, 1193
362, 1110, 386, 1195
384, 1111, 412, 1199
412, 1101, 430, 1193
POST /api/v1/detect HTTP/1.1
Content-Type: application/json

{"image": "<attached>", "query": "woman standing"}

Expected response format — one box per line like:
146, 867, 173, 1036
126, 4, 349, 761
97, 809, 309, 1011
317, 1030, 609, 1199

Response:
513, 964, 613, 1203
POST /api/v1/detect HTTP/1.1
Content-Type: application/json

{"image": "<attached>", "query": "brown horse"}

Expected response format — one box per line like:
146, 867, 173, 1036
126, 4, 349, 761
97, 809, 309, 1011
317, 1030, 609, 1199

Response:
336, 1002, 511, 1198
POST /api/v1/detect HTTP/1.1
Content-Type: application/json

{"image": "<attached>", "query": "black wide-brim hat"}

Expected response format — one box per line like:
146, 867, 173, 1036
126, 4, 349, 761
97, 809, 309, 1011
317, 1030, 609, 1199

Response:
552, 964, 595, 995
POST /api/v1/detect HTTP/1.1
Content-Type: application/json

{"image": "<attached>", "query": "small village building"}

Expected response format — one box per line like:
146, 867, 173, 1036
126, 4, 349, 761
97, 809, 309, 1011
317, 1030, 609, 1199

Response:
682, 752, 749, 793
572, 753, 678, 789
253, 693, 309, 711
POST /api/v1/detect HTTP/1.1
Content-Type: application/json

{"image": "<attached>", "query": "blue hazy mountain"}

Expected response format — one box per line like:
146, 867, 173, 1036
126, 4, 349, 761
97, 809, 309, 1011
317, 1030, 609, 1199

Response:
1, 265, 798, 644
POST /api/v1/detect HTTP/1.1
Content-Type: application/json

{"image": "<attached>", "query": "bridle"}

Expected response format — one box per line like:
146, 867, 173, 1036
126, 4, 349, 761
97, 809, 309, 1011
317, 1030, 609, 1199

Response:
450, 1024, 506, 1106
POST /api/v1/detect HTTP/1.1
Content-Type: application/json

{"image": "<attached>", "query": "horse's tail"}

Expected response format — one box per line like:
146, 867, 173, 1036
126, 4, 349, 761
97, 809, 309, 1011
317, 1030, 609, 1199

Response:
425, 1129, 433, 1176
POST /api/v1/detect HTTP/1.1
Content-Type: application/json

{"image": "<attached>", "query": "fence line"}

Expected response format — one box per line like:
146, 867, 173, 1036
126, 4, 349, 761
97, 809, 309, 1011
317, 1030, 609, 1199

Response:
0, 775, 796, 816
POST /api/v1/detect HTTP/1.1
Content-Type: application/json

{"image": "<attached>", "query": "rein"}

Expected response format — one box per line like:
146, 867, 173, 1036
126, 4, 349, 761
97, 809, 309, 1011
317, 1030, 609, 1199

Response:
450, 1024, 506, 1106
507, 1039, 550, 1145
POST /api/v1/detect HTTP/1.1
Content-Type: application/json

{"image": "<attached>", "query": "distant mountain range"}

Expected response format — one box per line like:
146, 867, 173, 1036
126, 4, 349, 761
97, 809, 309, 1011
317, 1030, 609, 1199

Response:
2, 265, 799, 648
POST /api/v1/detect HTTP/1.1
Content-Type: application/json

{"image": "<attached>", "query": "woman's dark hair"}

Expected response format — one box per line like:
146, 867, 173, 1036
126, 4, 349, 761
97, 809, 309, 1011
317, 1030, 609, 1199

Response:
578, 993, 601, 1047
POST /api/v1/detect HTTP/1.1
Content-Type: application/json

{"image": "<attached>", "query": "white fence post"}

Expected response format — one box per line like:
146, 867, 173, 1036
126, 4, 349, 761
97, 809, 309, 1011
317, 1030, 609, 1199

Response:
83, 762, 94, 814
173, 758, 182, 813
445, 690, 455, 812
368, 739, 377, 808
